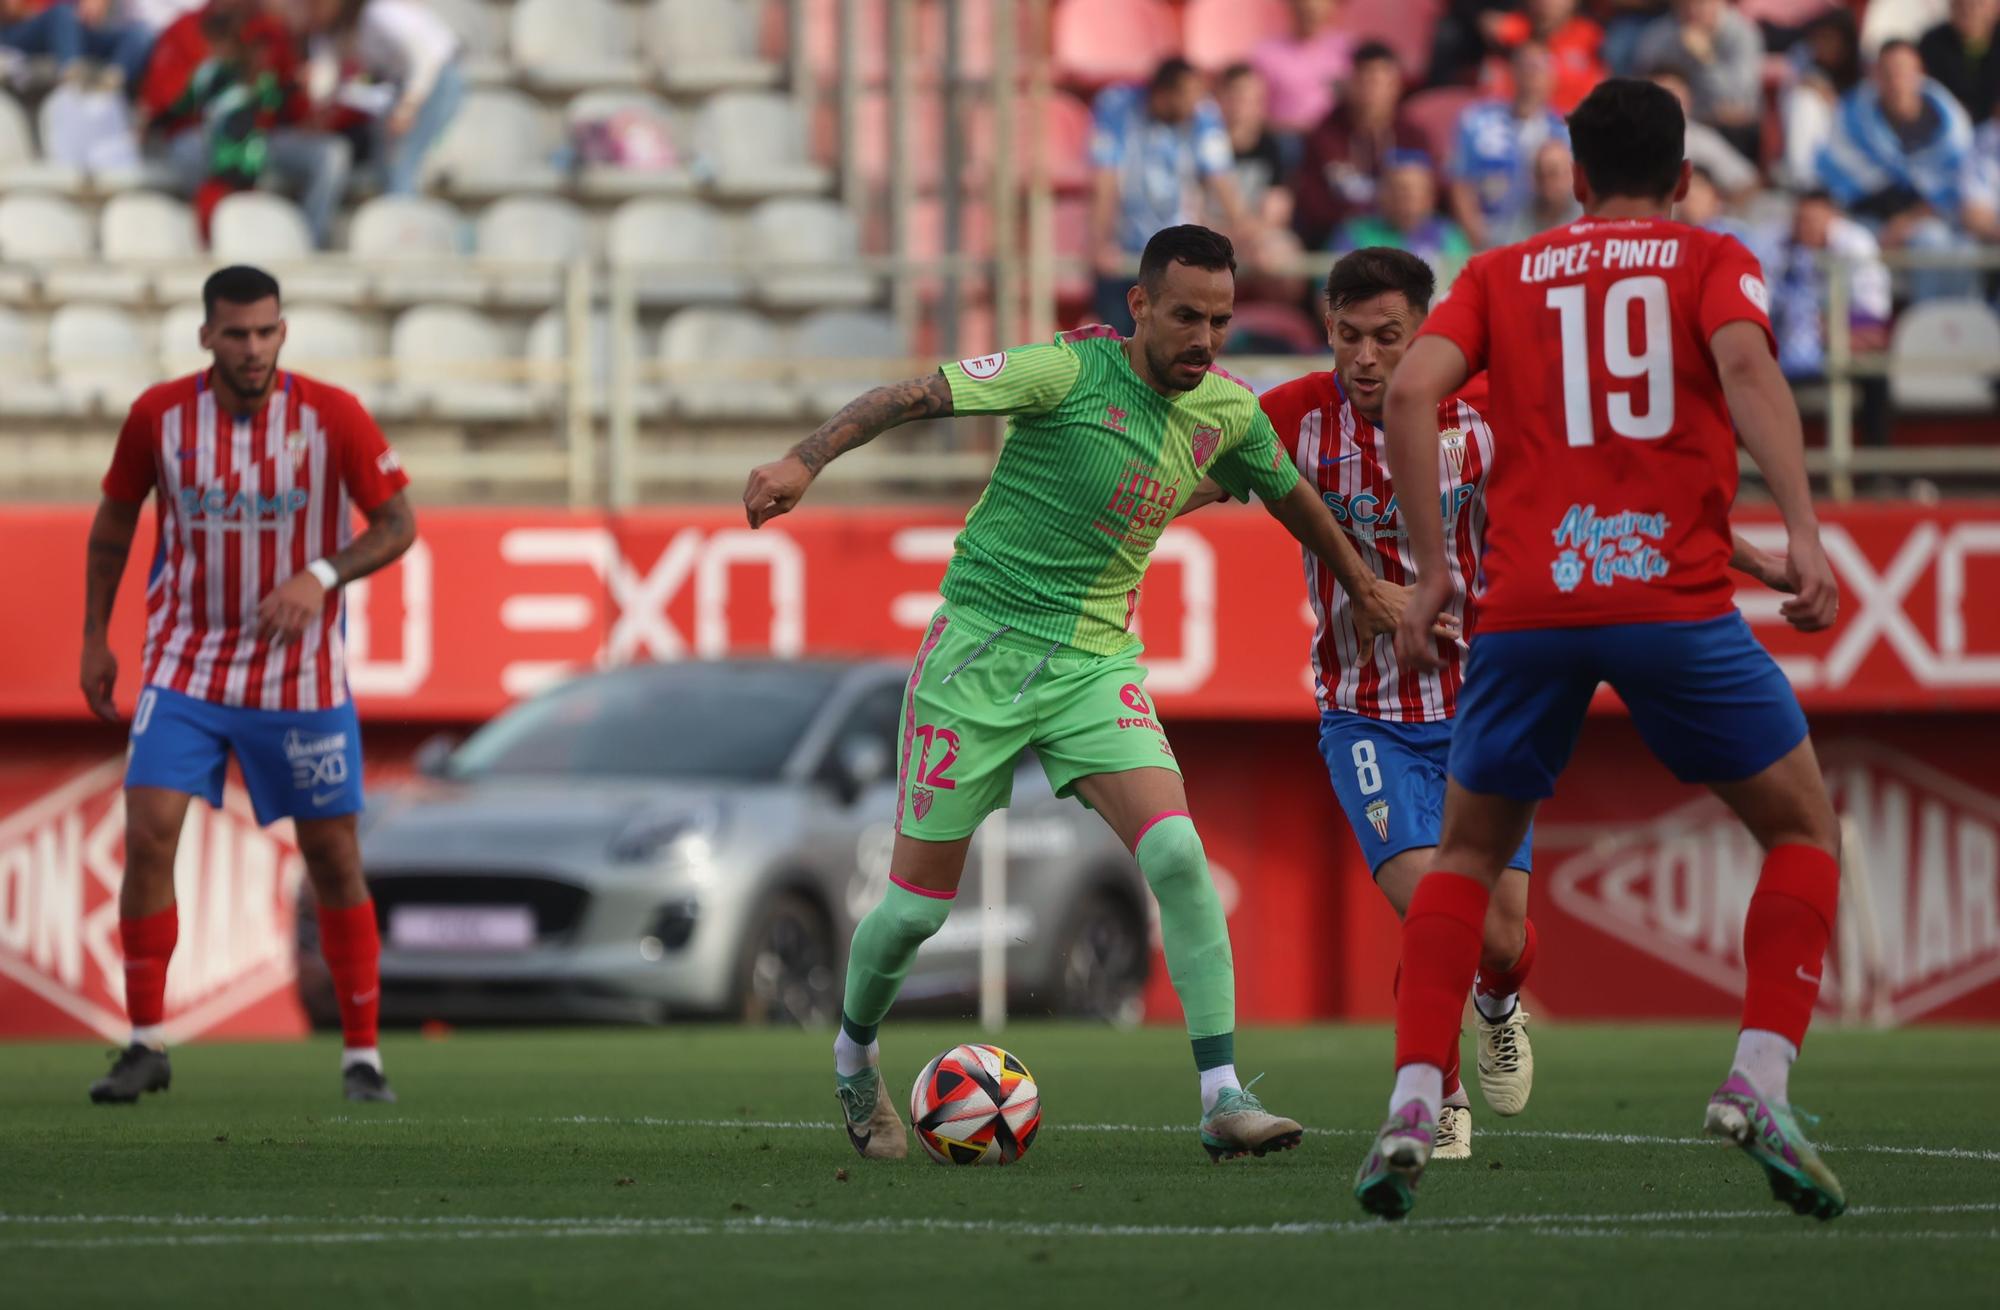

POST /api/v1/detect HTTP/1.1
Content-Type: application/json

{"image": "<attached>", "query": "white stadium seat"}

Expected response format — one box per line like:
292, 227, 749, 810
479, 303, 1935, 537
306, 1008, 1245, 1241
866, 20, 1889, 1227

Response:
0, 305, 66, 418
789, 309, 908, 413
425, 88, 564, 197
527, 306, 661, 416
390, 304, 537, 421
49, 303, 151, 411
510, 0, 643, 91
210, 191, 312, 261
476, 195, 591, 304
606, 198, 745, 303
658, 307, 797, 420
693, 92, 828, 196
646, 0, 780, 91
156, 302, 207, 376
743, 198, 876, 308
0, 191, 91, 259
0, 90, 79, 190
280, 304, 382, 399
1890, 300, 2000, 412
99, 191, 199, 261
348, 195, 482, 302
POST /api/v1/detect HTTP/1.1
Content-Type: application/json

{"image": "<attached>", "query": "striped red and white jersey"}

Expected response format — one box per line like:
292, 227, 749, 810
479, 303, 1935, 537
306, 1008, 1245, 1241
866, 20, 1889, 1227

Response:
101, 371, 410, 711
1259, 371, 1495, 723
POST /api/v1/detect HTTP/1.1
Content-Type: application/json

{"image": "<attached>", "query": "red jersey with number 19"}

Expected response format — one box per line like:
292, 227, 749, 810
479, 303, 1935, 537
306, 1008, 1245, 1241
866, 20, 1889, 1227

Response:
101, 370, 410, 712
1417, 215, 1774, 633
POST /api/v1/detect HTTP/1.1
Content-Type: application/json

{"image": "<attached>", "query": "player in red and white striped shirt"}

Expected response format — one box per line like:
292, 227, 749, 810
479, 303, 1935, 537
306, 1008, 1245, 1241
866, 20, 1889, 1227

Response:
80, 266, 416, 1106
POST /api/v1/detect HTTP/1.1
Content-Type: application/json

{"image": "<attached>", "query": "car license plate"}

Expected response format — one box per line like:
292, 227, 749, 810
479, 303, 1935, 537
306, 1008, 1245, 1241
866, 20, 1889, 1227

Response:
388, 905, 536, 951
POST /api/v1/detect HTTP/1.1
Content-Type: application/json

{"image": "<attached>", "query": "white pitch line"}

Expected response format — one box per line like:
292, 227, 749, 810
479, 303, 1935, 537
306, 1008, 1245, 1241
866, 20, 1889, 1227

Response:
316, 1114, 2000, 1164
1, 1205, 1997, 1251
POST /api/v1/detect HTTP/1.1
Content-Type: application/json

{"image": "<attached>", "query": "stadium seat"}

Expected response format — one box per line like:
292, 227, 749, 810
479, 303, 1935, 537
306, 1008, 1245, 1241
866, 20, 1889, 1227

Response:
155, 302, 206, 376
475, 195, 591, 304
605, 198, 747, 303
693, 92, 829, 197
0, 305, 67, 418
969, 90, 1095, 191
510, 0, 643, 91
743, 197, 876, 308
1181, 0, 1293, 71
281, 304, 383, 400
1890, 300, 2000, 412
646, 0, 780, 92
348, 195, 483, 303
210, 192, 366, 302
0, 90, 79, 191
390, 304, 538, 421
424, 0, 509, 83
789, 309, 909, 413
565, 91, 692, 198
1052, 0, 1178, 88
0, 191, 91, 260
658, 307, 798, 419
425, 89, 564, 198
1402, 87, 1481, 168
49, 303, 151, 412
99, 191, 198, 261
528, 306, 663, 417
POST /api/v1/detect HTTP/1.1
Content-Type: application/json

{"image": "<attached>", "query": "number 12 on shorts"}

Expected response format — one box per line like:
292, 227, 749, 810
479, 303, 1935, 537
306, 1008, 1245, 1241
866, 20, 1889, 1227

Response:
1547, 275, 1673, 446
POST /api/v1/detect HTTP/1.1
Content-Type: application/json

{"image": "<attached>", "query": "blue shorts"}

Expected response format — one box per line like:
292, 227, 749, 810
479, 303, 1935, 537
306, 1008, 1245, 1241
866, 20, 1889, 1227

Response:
1319, 711, 1533, 876
1449, 611, 1810, 802
125, 685, 366, 826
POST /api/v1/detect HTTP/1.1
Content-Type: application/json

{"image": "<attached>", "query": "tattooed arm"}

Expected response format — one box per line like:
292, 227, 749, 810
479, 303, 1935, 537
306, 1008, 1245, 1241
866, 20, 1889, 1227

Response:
80, 497, 144, 722
743, 372, 955, 528
255, 492, 418, 642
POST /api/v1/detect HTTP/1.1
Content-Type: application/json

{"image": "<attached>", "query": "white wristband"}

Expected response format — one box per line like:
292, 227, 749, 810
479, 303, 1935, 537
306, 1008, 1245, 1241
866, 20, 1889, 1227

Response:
307, 559, 340, 591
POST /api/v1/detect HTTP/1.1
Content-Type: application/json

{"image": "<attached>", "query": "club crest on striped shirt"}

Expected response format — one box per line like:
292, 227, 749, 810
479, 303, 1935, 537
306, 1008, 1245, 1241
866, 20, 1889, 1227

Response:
1191, 424, 1221, 466
1439, 427, 1466, 479
1365, 797, 1391, 842
285, 429, 309, 469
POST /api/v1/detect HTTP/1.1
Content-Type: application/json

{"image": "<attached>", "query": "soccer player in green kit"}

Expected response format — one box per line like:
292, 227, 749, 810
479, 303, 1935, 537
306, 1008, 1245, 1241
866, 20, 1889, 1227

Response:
743, 225, 1442, 1163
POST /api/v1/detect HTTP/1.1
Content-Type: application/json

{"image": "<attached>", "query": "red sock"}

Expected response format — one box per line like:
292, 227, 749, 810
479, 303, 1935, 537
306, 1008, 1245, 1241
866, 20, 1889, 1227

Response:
1477, 917, 1538, 1000
1396, 959, 1464, 1095
318, 900, 382, 1049
1394, 872, 1490, 1071
119, 906, 178, 1030
1740, 844, 1839, 1046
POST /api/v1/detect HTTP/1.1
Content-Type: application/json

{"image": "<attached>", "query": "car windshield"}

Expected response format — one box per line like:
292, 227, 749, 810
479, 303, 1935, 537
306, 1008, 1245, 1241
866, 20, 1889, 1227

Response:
446, 664, 843, 782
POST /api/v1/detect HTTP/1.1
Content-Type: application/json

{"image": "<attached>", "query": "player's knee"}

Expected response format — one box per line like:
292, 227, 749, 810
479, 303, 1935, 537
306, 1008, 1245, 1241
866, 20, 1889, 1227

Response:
1135, 818, 1208, 896
295, 821, 365, 894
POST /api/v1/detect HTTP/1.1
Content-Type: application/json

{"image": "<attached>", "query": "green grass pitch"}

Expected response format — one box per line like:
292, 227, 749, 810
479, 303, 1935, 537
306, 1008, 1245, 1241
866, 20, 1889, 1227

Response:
3, 1023, 1997, 1308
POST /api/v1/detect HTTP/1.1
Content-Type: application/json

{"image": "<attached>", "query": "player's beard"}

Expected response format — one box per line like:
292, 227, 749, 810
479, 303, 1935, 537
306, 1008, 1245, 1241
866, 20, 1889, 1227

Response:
1148, 339, 1210, 393
219, 358, 276, 405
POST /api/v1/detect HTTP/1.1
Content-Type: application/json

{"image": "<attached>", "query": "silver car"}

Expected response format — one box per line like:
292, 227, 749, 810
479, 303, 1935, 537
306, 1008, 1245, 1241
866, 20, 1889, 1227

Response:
296, 659, 1153, 1027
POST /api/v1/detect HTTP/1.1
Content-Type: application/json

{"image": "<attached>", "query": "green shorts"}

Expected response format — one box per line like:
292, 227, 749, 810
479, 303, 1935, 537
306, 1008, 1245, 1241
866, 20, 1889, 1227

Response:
893, 600, 1181, 841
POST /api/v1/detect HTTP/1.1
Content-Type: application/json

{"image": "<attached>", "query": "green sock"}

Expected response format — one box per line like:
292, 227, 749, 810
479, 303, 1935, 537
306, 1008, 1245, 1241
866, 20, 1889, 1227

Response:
839, 880, 955, 1045
1134, 815, 1235, 1068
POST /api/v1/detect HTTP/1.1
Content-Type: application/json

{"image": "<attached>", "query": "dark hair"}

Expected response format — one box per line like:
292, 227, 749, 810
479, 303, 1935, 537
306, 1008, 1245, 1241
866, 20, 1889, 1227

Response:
1148, 57, 1198, 94
1794, 186, 1835, 206
1138, 224, 1236, 292
1324, 247, 1435, 314
1566, 77, 1684, 202
203, 265, 281, 321
1218, 61, 1256, 85
1352, 41, 1398, 68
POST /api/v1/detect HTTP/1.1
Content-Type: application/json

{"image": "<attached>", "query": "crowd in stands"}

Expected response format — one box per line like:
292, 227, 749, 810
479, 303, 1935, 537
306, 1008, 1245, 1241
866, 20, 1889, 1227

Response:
2, 0, 463, 245
1082, 0, 2000, 417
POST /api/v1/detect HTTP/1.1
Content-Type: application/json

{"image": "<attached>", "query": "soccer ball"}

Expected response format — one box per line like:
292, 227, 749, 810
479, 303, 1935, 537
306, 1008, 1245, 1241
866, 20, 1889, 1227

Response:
909, 1043, 1042, 1166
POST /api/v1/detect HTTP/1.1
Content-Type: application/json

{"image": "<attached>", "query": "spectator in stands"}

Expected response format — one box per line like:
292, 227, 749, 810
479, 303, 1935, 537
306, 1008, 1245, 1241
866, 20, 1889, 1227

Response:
1775, 6, 1864, 188
1674, 160, 1775, 265
1649, 66, 1760, 198
1601, 0, 1671, 74
1088, 57, 1253, 332
1632, 0, 1766, 156
1769, 189, 1894, 446
1919, 0, 2000, 118
1738, 0, 1841, 53
1490, 138, 1581, 243
1290, 42, 1427, 249
303, 0, 462, 196
1481, 0, 1607, 113
1333, 149, 1472, 285
1250, 0, 1355, 135
1428, 0, 1513, 89
1966, 101, 2000, 243
140, 0, 351, 247
1447, 39, 1569, 249
0, 1, 157, 90
1819, 38, 1979, 300
1219, 63, 1295, 231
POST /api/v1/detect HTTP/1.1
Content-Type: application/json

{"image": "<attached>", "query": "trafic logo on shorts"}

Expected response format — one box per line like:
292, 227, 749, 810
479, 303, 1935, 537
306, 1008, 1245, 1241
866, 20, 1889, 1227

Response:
284, 728, 350, 794
1365, 798, 1390, 841
1116, 684, 1162, 733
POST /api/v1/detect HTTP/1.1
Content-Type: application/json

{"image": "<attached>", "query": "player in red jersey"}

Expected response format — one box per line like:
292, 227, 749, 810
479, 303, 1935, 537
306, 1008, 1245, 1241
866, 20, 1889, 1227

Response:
80, 266, 416, 1104
1351, 80, 1846, 1221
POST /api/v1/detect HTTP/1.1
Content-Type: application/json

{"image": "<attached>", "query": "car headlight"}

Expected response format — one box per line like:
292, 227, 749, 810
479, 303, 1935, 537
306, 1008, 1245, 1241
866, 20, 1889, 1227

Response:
607, 806, 719, 865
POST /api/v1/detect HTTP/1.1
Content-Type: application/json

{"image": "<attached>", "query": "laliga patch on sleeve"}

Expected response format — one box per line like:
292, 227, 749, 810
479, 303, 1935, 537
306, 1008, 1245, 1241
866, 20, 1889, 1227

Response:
958, 352, 1007, 380
1739, 274, 1769, 313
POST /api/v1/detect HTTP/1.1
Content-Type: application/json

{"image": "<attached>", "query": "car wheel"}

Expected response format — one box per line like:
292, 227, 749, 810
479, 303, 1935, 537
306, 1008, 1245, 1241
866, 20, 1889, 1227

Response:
737, 891, 837, 1027
1055, 891, 1148, 1025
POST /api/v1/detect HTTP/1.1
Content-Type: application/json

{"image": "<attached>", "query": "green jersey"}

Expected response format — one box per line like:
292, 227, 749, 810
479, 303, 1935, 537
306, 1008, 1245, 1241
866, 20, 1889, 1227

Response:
938, 328, 1299, 656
